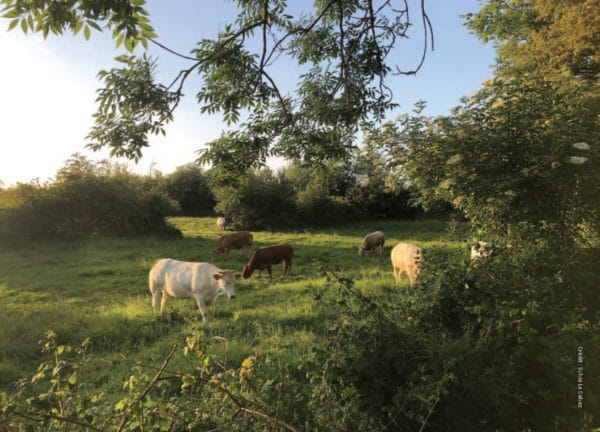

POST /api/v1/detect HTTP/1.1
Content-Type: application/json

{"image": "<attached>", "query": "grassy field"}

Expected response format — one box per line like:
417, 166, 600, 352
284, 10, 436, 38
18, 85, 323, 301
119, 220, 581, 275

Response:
0, 217, 467, 396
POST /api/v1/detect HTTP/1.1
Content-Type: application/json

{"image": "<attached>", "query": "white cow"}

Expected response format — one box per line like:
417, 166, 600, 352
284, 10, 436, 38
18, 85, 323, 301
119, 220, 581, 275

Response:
358, 231, 385, 256
391, 243, 423, 286
470, 241, 492, 261
149, 259, 240, 322
216, 217, 227, 230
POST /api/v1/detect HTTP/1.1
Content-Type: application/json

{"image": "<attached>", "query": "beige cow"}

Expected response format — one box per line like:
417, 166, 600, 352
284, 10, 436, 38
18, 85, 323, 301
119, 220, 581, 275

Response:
391, 243, 423, 286
149, 259, 240, 322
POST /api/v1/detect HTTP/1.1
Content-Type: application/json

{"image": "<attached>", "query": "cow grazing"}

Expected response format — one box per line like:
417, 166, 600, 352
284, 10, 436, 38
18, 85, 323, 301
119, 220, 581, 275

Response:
216, 217, 227, 231
242, 243, 294, 279
213, 231, 253, 255
470, 241, 492, 261
391, 243, 423, 287
149, 259, 240, 322
358, 231, 385, 256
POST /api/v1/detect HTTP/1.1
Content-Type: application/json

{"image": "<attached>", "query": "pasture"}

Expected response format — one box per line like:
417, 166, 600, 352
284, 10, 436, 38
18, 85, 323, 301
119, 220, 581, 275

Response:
0, 217, 465, 397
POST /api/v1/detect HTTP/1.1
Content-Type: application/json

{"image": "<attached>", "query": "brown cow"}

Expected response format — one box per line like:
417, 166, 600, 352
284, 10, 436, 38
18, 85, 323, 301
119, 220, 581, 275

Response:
213, 231, 253, 255
242, 243, 294, 279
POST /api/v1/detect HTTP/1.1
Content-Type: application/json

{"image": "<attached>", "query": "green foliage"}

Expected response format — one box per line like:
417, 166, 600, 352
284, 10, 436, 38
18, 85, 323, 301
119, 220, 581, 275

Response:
393, 74, 600, 243
0, 0, 156, 48
2, 0, 432, 170
307, 249, 599, 431
164, 164, 215, 215
464, 0, 600, 80
0, 155, 180, 240
87, 55, 179, 161
1, 331, 306, 431
211, 168, 296, 230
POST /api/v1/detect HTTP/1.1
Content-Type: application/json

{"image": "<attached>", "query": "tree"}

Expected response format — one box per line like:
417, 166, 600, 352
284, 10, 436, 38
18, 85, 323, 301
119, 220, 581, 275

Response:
464, 0, 600, 81
165, 164, 215, 215
1, 0, 433, 170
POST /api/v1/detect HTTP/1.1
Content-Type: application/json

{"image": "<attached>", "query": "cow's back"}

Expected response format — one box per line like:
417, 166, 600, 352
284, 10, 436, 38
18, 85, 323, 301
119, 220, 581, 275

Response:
217, 231, 253, 250
149, 259, 214, 299
258, 243, 293, 263
391, 243, 421, 267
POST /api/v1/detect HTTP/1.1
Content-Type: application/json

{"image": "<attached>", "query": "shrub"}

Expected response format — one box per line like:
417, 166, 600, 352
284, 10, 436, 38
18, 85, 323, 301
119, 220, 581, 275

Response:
295, 181, 353, 225
0, 155, 181, 240
308, 247, 599, 431
212, 169, 296, 230
164, 164, 215, 215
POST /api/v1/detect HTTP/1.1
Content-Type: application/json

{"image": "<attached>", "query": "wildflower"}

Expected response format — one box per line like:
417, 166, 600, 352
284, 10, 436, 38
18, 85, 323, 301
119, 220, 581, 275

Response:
568, 156, 588, 164
572, 142, 591, 150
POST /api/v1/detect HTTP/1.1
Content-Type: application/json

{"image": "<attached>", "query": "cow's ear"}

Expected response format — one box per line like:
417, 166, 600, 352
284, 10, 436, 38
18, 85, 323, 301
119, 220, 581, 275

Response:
234, 272, 242, 280
213, 273, 223, 281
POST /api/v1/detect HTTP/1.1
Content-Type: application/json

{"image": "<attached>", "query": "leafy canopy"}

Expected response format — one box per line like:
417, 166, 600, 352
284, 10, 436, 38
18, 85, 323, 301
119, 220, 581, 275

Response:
1, 0, 433, 169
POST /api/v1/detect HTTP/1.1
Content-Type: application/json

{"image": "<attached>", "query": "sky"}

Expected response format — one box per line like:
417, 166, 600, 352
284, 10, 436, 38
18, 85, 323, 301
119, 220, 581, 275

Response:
0, 0, 496, 186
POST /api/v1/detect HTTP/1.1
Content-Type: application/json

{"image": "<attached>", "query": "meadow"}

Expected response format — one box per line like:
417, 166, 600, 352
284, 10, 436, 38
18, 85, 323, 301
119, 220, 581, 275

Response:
0, 217, 466, 397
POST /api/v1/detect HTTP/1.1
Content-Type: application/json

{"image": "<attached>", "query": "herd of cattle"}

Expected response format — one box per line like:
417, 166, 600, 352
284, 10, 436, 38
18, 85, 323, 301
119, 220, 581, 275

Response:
148, 218, 492, 321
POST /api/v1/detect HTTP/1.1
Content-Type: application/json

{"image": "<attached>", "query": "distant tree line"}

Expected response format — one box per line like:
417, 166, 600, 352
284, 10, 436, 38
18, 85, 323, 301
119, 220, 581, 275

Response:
0, 148, 447, 240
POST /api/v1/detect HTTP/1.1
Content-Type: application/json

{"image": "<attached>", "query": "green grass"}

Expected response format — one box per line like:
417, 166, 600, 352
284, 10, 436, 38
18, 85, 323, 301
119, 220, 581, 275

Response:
0, 217, 468, 395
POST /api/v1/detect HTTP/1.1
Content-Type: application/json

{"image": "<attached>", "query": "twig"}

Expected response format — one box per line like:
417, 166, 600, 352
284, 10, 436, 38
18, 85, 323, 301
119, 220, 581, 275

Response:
15, 411, 105, 432
240, 407, 299, 432
418, 395, 439, 432
117, 344, 178, 432
149, 38, 197, 61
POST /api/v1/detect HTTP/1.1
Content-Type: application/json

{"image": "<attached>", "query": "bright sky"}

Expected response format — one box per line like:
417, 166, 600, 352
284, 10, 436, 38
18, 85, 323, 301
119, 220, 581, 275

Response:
0, 0, 496, 186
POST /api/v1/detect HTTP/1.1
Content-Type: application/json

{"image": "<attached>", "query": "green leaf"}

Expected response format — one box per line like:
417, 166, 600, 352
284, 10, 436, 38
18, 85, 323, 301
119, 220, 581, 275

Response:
124, 38, 134, 52
83, 25, 90, 40
7, 17, 18, 30
87, 21, 102, 31
20, 17, 27, 33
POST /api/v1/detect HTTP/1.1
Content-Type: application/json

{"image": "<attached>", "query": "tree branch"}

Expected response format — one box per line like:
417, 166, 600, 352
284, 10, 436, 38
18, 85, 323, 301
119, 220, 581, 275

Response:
117, 344, 178, 432
149, 37, 197, 61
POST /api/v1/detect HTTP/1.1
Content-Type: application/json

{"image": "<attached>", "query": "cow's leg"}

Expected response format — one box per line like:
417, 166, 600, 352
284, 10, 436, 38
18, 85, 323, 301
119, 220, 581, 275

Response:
393, 267, 402, 284
160, 291, 169, 313
258, 269, 262, 278
151, 290, 161, 312
194, 296, 210, 322
407, 268, 415, 287
267, 266, 272, 280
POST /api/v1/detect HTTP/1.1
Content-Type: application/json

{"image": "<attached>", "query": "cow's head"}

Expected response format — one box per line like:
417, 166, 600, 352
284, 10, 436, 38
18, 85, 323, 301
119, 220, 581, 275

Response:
358, 246, 366, 257
242, 264, 253, 279
213, 270, 240, 298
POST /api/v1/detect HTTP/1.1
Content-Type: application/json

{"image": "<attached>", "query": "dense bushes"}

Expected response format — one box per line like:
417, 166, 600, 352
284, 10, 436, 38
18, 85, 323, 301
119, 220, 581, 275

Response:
0, 152, 431, 240
307, 247, 599, 431
0, 156, 181, 240
164, 164, 215, 215
211, 169, 297, 230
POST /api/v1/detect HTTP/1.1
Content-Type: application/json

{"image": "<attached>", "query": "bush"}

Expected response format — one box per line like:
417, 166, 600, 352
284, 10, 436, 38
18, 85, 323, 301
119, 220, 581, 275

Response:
295, 181, 354, 225
308, 247, 600, 431
164, 164, 215, 215
0, 155, 181, 240
212, 169, 296, 230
